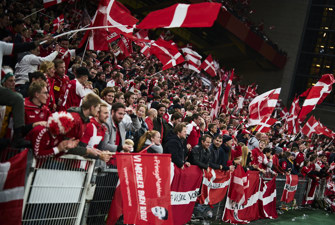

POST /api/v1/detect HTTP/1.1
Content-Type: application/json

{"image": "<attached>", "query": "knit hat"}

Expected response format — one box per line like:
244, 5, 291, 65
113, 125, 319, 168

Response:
1, 67, 14, 84
275, 146, 283, 155
47, 112, 74, 136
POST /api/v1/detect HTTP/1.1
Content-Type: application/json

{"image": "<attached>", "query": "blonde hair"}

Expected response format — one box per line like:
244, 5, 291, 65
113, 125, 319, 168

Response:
136, 130, 159, 152
39, 61, 54, 74
241, 146, 249, 167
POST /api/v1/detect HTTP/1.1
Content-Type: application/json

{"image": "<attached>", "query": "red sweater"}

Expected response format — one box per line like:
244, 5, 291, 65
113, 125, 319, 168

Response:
24, 98, 51, 125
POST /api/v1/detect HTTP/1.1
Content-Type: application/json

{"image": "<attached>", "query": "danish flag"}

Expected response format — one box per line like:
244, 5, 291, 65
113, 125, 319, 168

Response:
301, 116, 321, 138
200, 55, 217, 77
286, 97, 301, 134
221, 69, 234, 109
248, 88, 281, 126
181, 47, 202, 73
136, 2, 222, 29
150, 39, 185, 70
298, 74, 335, 120
210, 82, 222, 119
255, 117, 277, 133
244, 84, 258, 99
52, 14, 64, 32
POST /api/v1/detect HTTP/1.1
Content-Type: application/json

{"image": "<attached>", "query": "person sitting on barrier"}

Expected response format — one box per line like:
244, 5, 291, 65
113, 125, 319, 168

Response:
80, 103, 114, 162
164, 123, 190, 169
136, 130, 163, 153
101, 102, 140, 152
189, 134, 212, 171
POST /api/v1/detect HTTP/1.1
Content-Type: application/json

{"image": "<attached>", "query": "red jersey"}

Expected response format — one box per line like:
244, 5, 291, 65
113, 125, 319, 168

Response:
80, 118, 106, 148
186, 122, 201, 148
46, 76, 56, 112
57, 47, 75, 73
145, 117, 154, 130
251, 148, 268, 170
59, 79, 86, 111
54, 74, 70, 101
295, 152, 305, 167
24, 98, 51, 125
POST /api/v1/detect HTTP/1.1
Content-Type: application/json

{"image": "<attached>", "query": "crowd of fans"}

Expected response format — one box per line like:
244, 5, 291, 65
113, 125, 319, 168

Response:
0, 0, 334, 214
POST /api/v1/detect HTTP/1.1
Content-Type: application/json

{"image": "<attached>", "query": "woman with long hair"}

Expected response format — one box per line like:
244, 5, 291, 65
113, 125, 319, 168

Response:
39, 61, 56, 111
136, 130, 163, 153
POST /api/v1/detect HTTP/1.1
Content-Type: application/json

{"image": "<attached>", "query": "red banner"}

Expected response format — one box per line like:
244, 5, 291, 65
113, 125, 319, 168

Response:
198, 168, 231, 205
280, 175, 298, 203
170, 165, 203, 225
116, 153, 173, 225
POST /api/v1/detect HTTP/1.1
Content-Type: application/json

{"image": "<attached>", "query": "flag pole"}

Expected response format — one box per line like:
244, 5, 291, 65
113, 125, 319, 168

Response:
23, 8, 44, 20
80, 39, 89, 66
39, 25, 130, 45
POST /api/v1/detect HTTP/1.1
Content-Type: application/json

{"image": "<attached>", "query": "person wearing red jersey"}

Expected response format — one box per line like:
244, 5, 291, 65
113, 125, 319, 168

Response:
53, 59, 69, 103
59, 67, 92, 111
272, 146, 285, 175
295, 144, 306, 170
24, 80, 51, 128
80, 103, 109, 149
57, 38, 76, 73
186, 113, 202, 148
251, 140, 269, 173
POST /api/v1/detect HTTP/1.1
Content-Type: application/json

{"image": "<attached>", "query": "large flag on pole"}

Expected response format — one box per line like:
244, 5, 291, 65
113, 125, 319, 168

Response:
137, 3, 222, 29
200, 55, 217, 77
0, 149, 28, 225
280, 175, 299, 203
298, 74, 335, 120
221, 69, 234, 110
181, 47, 202, 73
248, 88, 281, 126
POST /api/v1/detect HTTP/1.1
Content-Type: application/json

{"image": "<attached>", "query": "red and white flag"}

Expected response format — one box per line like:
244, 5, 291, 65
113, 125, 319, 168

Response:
302, 179, 318, 205
227, 165, 248, 206
248, 88, 281, 126
286, 96, 301, 134
255, 117, 277, 133
117, 35, 133, 57
260, 176, 278, 220
0, 149, 28, 225
221, 69, 234, 110
171, 165, 203, 225
150, 39, 185, 70
114, 153, 173, 225
198, 169, 230, 205
280, 175, 298, 203
43, 0, 68, 8
181, 47, 202, 73
210, 82, 222, 119
106, 182, 122, 225
244, 84, 258, 99
298, 74, 335, 120
52, 14, 64, 32
200, 55, 217, 77
301, 116, 321, 138
137, 2, 222, 29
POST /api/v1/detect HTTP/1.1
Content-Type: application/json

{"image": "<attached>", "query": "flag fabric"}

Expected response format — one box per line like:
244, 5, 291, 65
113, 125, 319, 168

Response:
302, 179, 318, 205
221, 70, 234, 110
280, 175, 298, 203
200, 55, 217, 77
171, 165, 203, 225
248, 88, 281, 126
286, 97, 301, 134
244, 84, 258, 99
198, 168, 231, 205
301, 116, 321, 138
260, 176, 278, 219
298, 74, 335, 120
0, 149, 28, 225
150, 39, 185, 70
43, 0, 68, 8
106, 182, 123, 225
52, 14, 64, 33
255, 117, 277, 133
137, 2, 222, 29
115, 153, 173, 225
181, 47, 202, 73
210, 82, 222, 119
117, 35, 133, 57
237, 95, 245, 110
227, 165, 248, 206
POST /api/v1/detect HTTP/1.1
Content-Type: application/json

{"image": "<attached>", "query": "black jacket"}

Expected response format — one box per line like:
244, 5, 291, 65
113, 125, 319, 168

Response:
189, 145, 211, 170
164, 134, 187, 168
221, 144, 231, 169
153, 117, 168, 142
209, 144, 224, 170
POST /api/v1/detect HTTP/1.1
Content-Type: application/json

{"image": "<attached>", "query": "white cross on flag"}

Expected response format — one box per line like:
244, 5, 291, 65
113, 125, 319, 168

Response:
255, 117, 277, 133
181, 47, 202, 73
221, 69, 234, 110
200, 54, 217, 77
0, 150, 28, 225
248, 88, 281, 126
301, 116, 321, 138
52, 14, 64, 32
286, 96, 301, 134
150, 39, 185, 70
298, 74, 335, 120
210, 82, 222, 119
136, 2, 222, 29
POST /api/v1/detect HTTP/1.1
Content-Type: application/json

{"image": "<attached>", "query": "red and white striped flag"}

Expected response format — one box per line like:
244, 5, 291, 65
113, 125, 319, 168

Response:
248, 88, 281, 126
43, 0, 68, 8
200, 54, 217, 77
286, 96, 301, 134
244, 84, 258, 99
0, 149, 28, 225
137, 2, 222, 29
281, 175, 299, 203
301, 116, 321, 138
52, 14, 64, 33
260, 176, 278, 219
210, 82, 222, 119
221, 69, 234, 110
181, 47, 202, 73
227, 165, 248, 206
150, 39, 185, 70
255, 117, 277, 133
298, 74, 335, 120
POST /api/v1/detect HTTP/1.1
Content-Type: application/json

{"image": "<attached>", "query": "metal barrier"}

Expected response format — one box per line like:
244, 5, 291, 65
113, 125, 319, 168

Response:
81, 165, 119, 225
22, 155, 95, 225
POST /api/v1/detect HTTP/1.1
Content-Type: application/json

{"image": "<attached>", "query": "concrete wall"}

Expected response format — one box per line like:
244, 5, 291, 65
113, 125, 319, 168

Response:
237, 0, 310, 105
